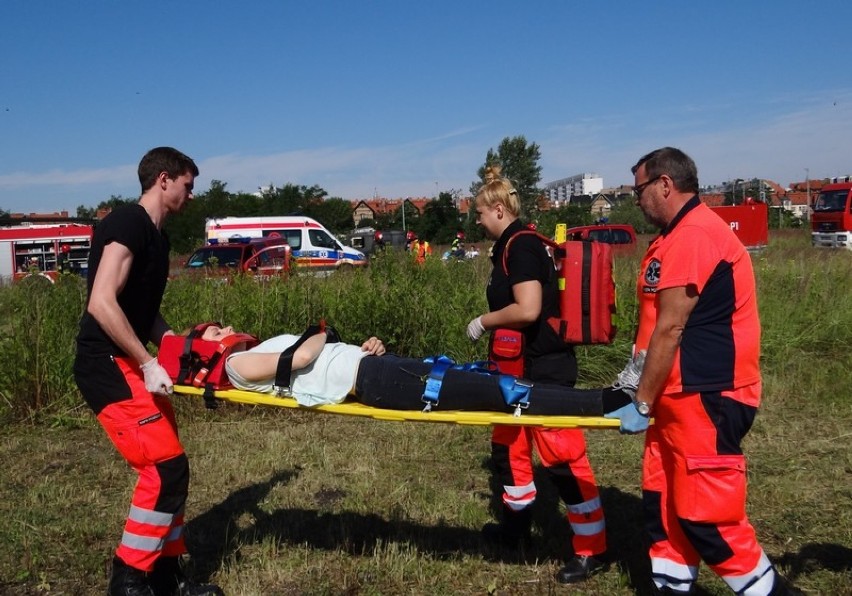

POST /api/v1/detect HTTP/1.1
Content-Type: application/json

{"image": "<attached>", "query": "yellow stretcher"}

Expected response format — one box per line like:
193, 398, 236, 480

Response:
173, 385, 622, 429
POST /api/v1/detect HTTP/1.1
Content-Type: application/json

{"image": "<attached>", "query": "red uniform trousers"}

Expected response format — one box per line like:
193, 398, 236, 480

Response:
97, 357, 189, 572
492, 425, 606, 557
642, 386, 776, 595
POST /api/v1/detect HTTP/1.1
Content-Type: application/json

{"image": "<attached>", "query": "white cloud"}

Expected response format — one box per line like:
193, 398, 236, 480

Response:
2, 90, 851, 213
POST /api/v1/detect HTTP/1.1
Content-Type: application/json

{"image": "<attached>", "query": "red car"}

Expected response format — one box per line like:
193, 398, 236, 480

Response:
184, 237, 291, 277
566, 224, 637, 251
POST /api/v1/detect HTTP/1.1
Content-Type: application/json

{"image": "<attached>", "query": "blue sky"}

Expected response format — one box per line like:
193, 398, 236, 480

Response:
2, 1, 851, 214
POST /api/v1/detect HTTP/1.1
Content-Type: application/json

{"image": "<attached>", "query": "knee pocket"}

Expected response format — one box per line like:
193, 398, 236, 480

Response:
673, 455, 746, 523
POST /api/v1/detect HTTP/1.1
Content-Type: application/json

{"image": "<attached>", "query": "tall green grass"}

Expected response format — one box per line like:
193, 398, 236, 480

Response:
2, 233, 849, 422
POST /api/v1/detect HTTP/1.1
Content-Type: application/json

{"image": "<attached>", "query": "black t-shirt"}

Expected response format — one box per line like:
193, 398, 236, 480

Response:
487, 220, 576, 382
76, 204, 171, 357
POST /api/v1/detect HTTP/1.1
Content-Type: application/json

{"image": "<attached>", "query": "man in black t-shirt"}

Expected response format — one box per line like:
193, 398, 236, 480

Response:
74, 147, 223, 596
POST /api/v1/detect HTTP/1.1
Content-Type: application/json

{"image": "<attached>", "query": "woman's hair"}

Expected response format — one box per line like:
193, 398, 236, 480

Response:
476, 165, 521, 217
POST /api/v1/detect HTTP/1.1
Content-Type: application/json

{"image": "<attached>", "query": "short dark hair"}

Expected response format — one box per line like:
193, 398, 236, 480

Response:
138, 147, 199, 192
631, 147, 698, 194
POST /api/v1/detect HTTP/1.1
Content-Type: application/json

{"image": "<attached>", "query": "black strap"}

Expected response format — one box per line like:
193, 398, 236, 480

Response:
203, 383, 219, 409
177, 322, 221, 385
273, 323, 326, 392
580, 241, 592, 344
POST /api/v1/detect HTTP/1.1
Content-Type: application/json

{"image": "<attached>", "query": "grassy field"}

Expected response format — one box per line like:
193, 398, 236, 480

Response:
1, 231, 850, 595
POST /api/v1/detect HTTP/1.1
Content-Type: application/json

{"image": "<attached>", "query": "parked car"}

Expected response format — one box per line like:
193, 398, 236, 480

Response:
184, 237, 291, 278
565, 223, 637, 252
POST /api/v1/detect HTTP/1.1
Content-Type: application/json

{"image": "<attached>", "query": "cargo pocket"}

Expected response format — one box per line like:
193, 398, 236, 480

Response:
137, 414, 184, 465
674, 454, 746, 523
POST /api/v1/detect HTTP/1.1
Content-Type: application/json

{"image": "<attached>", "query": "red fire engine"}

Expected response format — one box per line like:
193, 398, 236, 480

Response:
0, 223, 93, 283
811, 178, 852, 250
709, 202, 769, 250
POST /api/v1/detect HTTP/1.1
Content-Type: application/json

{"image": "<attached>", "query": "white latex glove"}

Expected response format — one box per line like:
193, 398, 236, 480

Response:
466, 316, 485, 342
140, 358, 174, 396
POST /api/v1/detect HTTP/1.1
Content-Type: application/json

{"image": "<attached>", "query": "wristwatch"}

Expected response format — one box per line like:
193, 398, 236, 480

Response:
635, 400, 651, 416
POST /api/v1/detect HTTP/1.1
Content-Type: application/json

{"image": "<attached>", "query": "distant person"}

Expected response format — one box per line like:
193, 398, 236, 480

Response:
466, 165, 609, 584
373, 230, 386, 252
57, 244, 71, 273
450, 231, 466, 259
74, 147, 224, 596
629, 147, 802, 595
411, 235, 432, 264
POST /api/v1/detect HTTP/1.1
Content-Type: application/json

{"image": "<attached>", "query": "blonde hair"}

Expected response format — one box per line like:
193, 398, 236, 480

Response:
477, 165, 521, 217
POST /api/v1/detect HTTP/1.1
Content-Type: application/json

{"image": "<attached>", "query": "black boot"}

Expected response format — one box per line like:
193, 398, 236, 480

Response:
149, 556, 225, 596
481, 506, 533, 548
768, 572, 805, 596
108, 556, 155, 596
556, 554, 607, 584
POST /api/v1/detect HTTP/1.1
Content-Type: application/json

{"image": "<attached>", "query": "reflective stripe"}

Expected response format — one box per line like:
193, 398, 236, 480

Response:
503, 482, 536, 499
503, 482, 536, 510
504, 497, 534, 511
567, 496, 602, 515
725, 551, 773, 594
121, 531, 166, 553
651, 557, 698, 592
128, 505, 175, 527
164, 525, 184, 544
570, 518, 606, 536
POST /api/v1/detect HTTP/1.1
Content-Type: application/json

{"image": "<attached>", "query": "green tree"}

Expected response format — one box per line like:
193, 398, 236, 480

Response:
534, 203, 595, 238
418, 192, 462, 243
471, 136, 543, 219
261, 183, 328, 215
305, 197, 356, 233
607, 196, 656, 234
376, 201, 420, 231
75, 205, 96, 220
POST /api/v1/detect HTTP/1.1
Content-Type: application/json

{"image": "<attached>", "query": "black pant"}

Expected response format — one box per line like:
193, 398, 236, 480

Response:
354, 355, 602, 416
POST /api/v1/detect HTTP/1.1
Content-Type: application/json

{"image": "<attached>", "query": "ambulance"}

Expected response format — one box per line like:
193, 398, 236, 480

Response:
204, 216, 367, 272
0, 222, 93, 284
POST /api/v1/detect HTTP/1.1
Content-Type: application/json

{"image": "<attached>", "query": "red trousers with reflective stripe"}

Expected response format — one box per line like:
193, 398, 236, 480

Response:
97, 357, 189, 572
492, 425, 606, 556
642, 388, 770, 593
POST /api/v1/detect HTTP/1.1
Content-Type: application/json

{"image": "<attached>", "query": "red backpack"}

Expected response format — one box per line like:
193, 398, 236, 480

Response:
502, 231, 617, 345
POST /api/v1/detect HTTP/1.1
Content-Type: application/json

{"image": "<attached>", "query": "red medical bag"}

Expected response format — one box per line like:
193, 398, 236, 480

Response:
503, 231, 617, 345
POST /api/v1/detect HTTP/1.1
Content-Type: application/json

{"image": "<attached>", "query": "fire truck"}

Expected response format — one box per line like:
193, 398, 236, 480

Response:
709, 202, 769, 250
0, 222, 94, 283
811, 178, 852, 249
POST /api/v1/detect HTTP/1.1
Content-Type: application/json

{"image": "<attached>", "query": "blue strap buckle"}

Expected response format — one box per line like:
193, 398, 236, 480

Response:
498, 376, 534, 417
421, 355, 455, 412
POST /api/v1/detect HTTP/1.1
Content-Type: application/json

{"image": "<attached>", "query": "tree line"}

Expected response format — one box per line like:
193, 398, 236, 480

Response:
20, 136, 654, 255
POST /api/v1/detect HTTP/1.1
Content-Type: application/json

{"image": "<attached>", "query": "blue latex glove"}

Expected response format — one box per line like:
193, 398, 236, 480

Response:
604, 402, 649, 434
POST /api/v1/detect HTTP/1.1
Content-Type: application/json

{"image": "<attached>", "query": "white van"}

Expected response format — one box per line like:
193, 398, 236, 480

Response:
205, 216, 367, 272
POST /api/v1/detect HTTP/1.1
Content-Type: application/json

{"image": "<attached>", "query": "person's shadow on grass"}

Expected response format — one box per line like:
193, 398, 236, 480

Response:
775, 542, 852, 579
183, 462, 663, 593
482, 457, 664, 594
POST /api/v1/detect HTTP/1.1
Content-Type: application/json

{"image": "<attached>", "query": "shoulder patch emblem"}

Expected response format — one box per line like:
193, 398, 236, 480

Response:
644, 259, 661, 286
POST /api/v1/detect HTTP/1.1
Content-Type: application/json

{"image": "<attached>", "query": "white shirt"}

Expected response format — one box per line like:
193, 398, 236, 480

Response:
224, 334, 368, 406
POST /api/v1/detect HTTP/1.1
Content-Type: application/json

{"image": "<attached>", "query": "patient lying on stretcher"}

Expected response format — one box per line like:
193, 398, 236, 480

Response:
205, 325, 647, 429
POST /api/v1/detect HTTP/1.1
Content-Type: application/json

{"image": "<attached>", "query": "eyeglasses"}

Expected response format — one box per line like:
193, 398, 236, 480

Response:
633, 175, 662, 197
